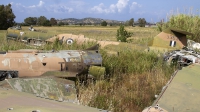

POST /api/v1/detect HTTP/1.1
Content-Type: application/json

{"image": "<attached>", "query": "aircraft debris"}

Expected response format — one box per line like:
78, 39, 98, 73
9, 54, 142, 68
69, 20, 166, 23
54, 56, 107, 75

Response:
163, 47, 200, 68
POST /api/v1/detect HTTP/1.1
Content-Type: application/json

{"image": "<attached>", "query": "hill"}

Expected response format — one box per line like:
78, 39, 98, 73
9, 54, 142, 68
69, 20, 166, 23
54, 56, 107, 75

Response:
56, 17, 124, 25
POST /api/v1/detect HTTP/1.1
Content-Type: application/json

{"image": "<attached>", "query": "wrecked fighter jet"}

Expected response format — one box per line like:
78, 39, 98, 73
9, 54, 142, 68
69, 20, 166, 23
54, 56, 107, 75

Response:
0, 44, 105, 102
6, 25, 54, 46
0, 44, 105, 81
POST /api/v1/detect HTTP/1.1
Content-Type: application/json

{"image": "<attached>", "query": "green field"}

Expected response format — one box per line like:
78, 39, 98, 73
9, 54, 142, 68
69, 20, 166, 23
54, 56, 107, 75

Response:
17, 26, 158, 41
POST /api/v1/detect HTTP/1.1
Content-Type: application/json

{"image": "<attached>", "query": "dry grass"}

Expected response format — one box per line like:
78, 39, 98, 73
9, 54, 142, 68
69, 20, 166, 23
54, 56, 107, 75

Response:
79, 49, 175, 112
20, 26, 158, 41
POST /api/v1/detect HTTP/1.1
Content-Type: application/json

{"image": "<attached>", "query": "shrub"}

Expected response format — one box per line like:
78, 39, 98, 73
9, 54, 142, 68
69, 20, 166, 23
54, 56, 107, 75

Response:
101, 21, 107, 26
116, 25, 132, 42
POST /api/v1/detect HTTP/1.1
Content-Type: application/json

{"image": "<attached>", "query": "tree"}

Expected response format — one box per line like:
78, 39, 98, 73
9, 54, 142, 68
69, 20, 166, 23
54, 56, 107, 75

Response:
24, 17, 37, 25
43, 20, 51, 26
0, 4, 16, 30
138, 18, 146, 27
50, 18, 57, 26
129, 18, 134, 26
124, 20, 129, 26
65, 22, 69, 25
37, 16, 47, 25
58, 21, 65, 26
101, 21, 107, 26
116, 25, 132, 42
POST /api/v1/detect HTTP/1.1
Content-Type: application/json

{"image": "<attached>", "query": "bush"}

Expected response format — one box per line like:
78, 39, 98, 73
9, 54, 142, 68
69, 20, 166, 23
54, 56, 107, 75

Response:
116, 25, 132, 42
101, 21, 107, 26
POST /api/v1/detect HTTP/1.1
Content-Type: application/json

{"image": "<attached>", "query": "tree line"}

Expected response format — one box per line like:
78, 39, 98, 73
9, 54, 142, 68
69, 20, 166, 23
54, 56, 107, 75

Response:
0, 4, 147, 30
23, 16, 57, 26
101, 18, 146, 27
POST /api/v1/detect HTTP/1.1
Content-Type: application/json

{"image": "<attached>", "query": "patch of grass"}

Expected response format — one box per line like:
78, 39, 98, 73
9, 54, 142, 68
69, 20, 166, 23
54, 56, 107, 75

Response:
79, 49, 175, 112
104, 42, 148, 52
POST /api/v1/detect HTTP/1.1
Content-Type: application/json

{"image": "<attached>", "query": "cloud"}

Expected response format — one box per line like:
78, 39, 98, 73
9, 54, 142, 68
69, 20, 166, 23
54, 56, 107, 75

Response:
29, 1, 45, 8
49, 5, 74, 13
38, 1, 45, 7
91, 3, 114, 13
11, 0, 135, 15
129, 2, 142, 13
116, 0, 129, 12
11, 1, 74, 14
91, 0, 129, 14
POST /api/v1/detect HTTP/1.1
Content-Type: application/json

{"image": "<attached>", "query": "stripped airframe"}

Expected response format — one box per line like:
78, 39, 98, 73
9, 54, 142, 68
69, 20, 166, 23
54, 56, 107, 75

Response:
0, 44, 105, 112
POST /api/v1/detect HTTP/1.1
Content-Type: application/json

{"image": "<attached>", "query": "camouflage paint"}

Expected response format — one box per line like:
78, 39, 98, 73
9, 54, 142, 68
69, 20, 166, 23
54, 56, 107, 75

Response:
0, 77, 77, 101
0, 87, 101, 112
152, 64, 200, 111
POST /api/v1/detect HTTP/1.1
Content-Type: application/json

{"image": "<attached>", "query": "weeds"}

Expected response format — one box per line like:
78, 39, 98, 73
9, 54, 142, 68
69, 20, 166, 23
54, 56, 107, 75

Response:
79, 49, 175, 112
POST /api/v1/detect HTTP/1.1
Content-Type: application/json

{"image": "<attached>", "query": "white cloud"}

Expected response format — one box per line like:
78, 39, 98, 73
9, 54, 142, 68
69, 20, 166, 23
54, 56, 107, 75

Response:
116, 0, 129, 12
129, 2, 142, 13
49, 5, 74, 13
91, 3, 114, 14
38, 1, 45, 7
12, 0, 140, 15
29, 1, 45, 8
91, 0, 129, 14
11, 1, 74, 14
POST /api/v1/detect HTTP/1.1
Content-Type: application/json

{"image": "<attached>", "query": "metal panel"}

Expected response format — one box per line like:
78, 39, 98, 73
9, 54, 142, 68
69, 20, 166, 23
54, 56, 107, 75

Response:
153, 64, 200, 111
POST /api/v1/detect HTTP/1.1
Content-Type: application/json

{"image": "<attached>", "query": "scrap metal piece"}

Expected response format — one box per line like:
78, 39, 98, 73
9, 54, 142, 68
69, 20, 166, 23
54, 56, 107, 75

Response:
163, 48, 200, 67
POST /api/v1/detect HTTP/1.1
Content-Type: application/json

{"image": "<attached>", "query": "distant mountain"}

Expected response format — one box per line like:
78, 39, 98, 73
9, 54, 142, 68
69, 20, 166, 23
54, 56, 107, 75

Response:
57, 17, 124, 25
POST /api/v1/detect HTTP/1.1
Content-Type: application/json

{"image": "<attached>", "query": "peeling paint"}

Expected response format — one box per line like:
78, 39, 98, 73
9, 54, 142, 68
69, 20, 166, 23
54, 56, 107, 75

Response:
0, 47, 102, 78
27, 55, 37, 64
22, 54, 29, 58
2, 58, 10, 66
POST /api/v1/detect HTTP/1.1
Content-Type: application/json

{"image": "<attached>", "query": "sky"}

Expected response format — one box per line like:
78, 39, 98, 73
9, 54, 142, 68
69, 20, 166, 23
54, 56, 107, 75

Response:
1, 0, 200, 23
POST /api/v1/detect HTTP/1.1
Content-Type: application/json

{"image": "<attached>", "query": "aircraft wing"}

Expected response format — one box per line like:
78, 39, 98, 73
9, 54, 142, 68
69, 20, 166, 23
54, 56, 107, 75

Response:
152, 64, 200, 111
0, 87, 101, 112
